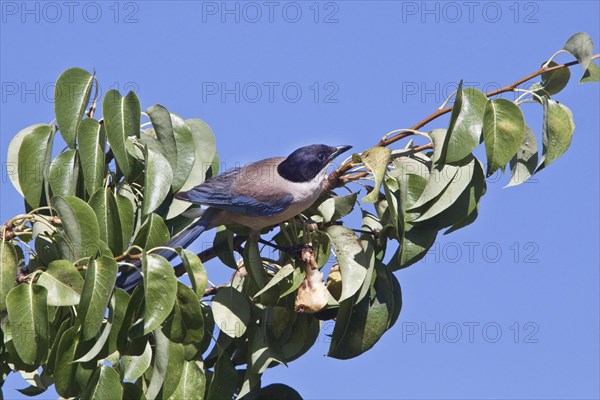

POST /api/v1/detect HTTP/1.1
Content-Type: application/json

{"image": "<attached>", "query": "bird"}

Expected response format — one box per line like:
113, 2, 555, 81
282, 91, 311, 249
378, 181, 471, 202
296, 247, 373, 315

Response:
116, 144, 352, 291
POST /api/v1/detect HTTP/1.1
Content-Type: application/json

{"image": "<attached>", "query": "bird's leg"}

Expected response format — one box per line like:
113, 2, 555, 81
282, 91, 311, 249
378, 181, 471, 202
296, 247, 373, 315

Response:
278, 223, 294, 246
257, 238, 307, 259
257, 238, 287, 252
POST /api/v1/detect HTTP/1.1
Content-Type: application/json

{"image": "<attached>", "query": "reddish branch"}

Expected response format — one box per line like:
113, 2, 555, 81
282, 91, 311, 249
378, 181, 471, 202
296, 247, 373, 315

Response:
323, 58, 590, 189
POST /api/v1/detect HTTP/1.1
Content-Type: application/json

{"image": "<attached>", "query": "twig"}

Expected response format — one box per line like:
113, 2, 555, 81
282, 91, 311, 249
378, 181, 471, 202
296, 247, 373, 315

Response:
201, 265, 247, 297
173, 235, 247, 277
325, 55, 597, 189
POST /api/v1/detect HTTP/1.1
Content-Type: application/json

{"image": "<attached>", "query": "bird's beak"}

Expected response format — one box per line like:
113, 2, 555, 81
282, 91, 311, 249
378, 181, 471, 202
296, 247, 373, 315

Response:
331, 145, 352, 160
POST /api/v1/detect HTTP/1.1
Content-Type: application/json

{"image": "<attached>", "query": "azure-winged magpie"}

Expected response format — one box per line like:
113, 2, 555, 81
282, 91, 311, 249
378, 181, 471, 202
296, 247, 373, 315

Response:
116, 144, 352, 291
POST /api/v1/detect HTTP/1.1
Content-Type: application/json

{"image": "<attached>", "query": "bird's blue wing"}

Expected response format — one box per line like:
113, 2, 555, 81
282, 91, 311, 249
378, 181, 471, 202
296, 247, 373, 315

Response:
176, 168, 293, 217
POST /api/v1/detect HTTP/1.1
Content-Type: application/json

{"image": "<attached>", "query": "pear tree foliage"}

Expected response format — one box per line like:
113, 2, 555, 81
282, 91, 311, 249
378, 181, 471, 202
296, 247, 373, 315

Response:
0, 32, 597, 399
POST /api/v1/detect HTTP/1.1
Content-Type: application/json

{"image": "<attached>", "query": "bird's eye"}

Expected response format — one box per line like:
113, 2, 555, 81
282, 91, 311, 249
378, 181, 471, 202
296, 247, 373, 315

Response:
317, 153, 326, 161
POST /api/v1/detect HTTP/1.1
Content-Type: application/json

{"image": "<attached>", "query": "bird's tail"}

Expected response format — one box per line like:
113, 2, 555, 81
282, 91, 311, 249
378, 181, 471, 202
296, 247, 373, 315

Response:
115, 209, 218, 292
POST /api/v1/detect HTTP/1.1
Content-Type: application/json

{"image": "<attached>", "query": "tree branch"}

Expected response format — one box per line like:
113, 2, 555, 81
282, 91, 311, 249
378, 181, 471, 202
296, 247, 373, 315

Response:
173, 235, 247, 277
324, 55, 597, 190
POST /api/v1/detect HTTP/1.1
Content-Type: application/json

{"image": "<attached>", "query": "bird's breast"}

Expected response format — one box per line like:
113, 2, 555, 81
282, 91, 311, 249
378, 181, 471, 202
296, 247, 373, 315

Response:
223, 168, 325, 231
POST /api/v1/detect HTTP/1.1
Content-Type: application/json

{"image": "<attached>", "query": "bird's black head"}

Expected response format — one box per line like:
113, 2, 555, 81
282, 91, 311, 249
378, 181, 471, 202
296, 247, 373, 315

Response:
277, 144, 352, 183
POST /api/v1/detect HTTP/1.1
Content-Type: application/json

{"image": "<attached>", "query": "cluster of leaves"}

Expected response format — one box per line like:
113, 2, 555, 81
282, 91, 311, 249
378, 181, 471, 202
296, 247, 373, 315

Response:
0, 32, 598, 399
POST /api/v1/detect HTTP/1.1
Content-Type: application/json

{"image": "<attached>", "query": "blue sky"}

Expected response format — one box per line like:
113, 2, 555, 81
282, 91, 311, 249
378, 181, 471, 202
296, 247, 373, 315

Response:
1, 1, 599, 399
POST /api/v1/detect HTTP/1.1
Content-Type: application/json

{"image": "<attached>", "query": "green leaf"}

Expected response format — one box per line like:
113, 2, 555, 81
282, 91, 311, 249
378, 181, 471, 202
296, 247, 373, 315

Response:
166, 118, 217, 219
212, 286, 251, 338
160, 340, 185, 399
177, 248, 208, 298
53, 325, 80, 398
326, 225, 371, 303
34, 234, 60, 267
316, 192, 358, 223
311, 230, 333, 268
182, 119, 217, 188
444, 83, 488, 163
49, 149, 79, 197
89, 188, 123, 255
81, 366, 122, 400
328, 262, 401, 359
133, 213, 170, 250
248, 321, 285, 374
243, 239, 268, 290
117, 286, 144, 353
16, 369, 52, 396
536, 98, 575, 172
360, 146, 392, 203
397, 225, 438, 270
382, 176, 403, 243
0, 241, 19, 313
445, 207, 479, 235
253, 264, 295, 300
78, 118, 106, 197
214, 227, 238, 269
208, 151, 220, 178
75, 289, 124, 362
37, 260, 84, 306
539, 61, 571, 95
163, 282, 204, 344
51, 195, 100, 260
429, 128, 447, 164
580, 61, 600, 83
7, 124, 48, 196
413, 156, 476, 222
146, 328, 182, 400
170, 360, 206, 400
426, 158, 486, 231
268, 307, 320, 363
482, 99, 525, 176
45, 318, 71, 376
54, 68, 94, 148
123, 383, 147, 400
207, 355, 237, 400
142, 144, 173, 215
116, 191, 135, 251
237, 370, 262, 400
505, 126, 539, 187
120, 340, 152, 381
387, 157, 439, 269
74, 350, 97, 395
142, 252, 177, 335
78, 256, 118, 340
147, 105, 178, 173
170, 115, 195, 193
106, 289, 130, 356
563, 32, 594, 72
393, 156, 430, 212
256, 384, 303, 400
278, 264, 306, 299
410, 161, 459, 210
103, 90, 141, 180
18, 124, 54, 208
6, 284, 49, 364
